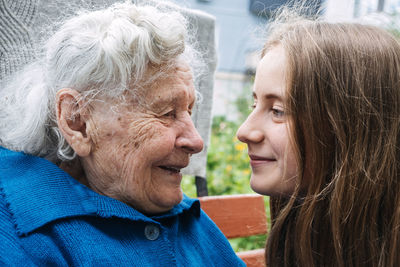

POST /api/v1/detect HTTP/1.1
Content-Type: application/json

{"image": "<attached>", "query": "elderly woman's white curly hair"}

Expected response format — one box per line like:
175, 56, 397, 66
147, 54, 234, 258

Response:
0, 1, 202, 162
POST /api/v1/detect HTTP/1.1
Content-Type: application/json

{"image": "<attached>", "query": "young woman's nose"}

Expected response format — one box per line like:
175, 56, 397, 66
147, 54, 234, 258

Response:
176, 115, 204, 154
236, 114, 264, 144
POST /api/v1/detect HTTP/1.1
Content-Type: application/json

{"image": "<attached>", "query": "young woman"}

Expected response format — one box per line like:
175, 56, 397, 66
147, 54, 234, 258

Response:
237, 11, 400, 267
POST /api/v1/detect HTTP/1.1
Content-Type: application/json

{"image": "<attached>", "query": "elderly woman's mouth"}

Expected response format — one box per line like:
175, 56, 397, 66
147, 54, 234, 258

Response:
158, 165, 184, 173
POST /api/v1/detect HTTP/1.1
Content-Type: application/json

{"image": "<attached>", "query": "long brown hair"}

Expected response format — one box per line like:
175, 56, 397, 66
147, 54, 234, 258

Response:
263, 11, 400, 267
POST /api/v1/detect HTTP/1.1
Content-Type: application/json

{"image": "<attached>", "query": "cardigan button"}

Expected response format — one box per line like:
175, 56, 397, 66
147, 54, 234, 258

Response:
144, 224, 160, 241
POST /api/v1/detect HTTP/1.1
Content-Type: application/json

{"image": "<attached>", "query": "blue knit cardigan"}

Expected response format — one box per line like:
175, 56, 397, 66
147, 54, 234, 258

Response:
0, 147, 245, 266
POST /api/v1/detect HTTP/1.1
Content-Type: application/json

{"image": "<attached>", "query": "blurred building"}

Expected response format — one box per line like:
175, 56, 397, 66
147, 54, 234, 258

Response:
325, 0, 400, 21
174, 0, 400, 121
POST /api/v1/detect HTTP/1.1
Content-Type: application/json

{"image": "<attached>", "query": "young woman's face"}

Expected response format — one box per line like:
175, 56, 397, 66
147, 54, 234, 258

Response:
237, 45, 299, 196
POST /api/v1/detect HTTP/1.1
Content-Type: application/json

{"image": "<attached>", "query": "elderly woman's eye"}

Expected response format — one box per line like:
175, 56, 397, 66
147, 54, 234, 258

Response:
163, 110, 176, 118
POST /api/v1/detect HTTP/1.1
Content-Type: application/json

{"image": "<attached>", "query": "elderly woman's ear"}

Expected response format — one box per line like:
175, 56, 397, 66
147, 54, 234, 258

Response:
56, 88, 91, 157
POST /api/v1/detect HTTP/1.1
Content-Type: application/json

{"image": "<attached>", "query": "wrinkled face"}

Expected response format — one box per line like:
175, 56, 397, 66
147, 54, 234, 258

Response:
82, 63, 204, 214
236, 45, 298, 196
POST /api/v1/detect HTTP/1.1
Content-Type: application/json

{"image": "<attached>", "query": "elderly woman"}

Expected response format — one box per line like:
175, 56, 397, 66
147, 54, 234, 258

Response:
0, 2, 244, 266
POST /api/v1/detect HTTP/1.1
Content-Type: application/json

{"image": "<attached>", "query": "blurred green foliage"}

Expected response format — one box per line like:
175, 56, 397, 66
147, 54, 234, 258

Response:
182, 81, 271, 252
206, 116, 253, 196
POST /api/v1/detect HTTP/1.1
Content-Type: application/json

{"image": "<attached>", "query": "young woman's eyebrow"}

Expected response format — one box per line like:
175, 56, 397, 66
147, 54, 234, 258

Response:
253, 91, 283, 101
265, 93, 282, 100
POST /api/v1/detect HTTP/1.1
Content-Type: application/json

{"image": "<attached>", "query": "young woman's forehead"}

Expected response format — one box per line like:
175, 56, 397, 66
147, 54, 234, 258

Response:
253, 45, 287, 100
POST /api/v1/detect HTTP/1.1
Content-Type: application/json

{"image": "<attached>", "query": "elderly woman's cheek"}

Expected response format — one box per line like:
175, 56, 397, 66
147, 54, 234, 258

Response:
125, 118, 159, 149
120, 117, 176, 164
125, 118, 168, 147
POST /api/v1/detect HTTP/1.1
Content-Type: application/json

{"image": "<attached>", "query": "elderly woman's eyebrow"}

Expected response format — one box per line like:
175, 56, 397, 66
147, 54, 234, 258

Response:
152, 90, 193, 106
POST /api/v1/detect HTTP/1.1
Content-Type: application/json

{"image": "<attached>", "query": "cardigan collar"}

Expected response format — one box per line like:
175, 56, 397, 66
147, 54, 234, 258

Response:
0, 147, 200, 236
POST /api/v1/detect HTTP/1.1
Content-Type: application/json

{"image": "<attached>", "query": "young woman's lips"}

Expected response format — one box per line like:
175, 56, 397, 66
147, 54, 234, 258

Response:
249, 155, 276, 168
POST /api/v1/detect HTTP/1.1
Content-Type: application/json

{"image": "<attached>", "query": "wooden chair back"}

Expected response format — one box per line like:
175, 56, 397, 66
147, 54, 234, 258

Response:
199, 194, 267, 267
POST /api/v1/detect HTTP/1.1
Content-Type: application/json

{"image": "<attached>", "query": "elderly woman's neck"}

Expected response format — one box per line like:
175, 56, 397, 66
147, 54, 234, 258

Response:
59, 158, 89, 187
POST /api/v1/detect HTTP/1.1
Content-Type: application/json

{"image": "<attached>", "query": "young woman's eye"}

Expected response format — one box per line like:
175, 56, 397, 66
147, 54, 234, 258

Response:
272, 108, 285, 118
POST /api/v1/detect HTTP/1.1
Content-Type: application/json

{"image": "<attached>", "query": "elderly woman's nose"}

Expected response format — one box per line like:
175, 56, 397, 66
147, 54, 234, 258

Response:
176, 117, 204, 154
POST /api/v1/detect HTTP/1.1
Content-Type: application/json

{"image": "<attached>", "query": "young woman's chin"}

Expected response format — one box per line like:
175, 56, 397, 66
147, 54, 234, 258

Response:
250, 174, 298, 197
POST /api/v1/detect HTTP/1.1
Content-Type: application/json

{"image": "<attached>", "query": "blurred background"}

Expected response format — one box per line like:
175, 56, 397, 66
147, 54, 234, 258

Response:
177, 0, 400, 252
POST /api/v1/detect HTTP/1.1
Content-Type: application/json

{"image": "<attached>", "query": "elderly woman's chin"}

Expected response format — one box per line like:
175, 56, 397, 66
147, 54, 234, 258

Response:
103, 169, 185, 215
124, 165, 186, 214
78, 134, 191, 215
145, 174, 184, 212
73, 149, 188, 214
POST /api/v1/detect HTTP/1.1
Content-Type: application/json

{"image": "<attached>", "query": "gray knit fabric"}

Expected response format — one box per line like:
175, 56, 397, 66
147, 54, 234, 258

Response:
0, 0, 216, 178
0, 0, 37, 80
181, 8, 216, 178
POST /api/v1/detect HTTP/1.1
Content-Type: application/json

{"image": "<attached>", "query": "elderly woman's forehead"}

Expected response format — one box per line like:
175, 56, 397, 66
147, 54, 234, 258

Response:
175, 62, 192, 72
148, 78, 195, 100
149, 65, 193, 87
152, 61, 192, 76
